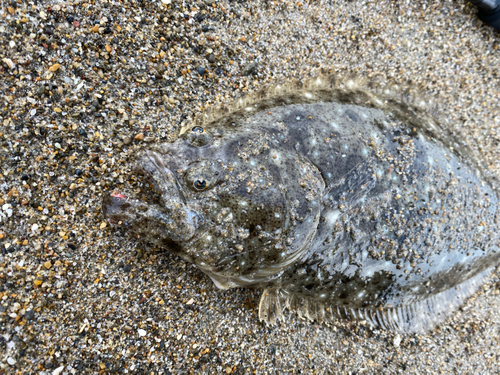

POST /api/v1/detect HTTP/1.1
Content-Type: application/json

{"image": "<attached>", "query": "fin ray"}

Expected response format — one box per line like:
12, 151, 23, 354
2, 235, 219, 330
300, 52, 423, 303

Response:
258, 268, 493, 333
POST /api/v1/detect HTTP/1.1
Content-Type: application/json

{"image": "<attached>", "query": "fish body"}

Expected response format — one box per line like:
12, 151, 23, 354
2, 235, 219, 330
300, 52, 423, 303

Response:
103, 79, 500, 333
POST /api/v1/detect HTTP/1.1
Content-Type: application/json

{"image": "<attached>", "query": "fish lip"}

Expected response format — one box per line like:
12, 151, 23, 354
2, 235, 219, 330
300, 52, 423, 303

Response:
102, 193, 131, 225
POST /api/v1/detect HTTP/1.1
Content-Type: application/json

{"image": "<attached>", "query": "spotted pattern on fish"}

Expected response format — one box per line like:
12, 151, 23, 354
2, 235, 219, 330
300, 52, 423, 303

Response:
103, 78, 500, 333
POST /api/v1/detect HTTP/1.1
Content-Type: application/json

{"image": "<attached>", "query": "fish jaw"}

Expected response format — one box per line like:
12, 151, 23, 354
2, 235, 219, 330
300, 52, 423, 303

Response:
102, 192, 200, 245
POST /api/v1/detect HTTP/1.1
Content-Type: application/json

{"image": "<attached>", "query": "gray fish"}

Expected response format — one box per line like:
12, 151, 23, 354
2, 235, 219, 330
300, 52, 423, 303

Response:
103, 77, 500, 333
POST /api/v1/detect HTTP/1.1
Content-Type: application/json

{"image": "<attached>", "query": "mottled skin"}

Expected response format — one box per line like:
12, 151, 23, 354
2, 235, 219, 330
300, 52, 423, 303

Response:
103, 86, 500, 332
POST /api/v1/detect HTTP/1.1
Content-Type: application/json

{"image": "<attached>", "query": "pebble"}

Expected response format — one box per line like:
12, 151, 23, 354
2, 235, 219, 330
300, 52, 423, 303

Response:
3, 58, 15, 69
393, 334, 401, 348
123, 264, 132, 273
43, 261, 52, 269
138, 329, 147, 337
134, 133, 145, 141
156, 64, 166, 75
123, 136, 132, 145
208, 53, 216, 63
48, 63, 60, 72
24, 310, 35, 321
242, 62, 258, 76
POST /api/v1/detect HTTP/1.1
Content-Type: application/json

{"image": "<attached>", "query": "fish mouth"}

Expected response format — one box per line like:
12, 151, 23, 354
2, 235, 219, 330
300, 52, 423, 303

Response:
102, 191, 200, 244
102, 151, 200, 244
102, 192, 130, 225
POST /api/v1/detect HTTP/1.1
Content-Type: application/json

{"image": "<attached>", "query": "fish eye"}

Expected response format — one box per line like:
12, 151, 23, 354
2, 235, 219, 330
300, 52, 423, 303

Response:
185, 161, 221, 192
193, 179, 207, 191
184, 126, 213, 147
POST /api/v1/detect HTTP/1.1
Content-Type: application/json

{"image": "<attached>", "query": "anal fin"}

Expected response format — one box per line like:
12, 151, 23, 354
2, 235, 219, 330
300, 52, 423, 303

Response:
258, 268, 493, 333
258, 288, 289, 325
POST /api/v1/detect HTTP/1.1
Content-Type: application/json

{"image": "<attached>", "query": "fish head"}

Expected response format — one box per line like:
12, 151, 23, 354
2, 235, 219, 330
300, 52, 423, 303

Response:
103, 124, 324, 288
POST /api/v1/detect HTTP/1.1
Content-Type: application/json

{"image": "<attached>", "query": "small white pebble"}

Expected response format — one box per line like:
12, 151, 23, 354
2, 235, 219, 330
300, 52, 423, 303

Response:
7, 357, 16, 365
138, 329, 147, 337
2, 58, 15, 69
393, 334, 401, 347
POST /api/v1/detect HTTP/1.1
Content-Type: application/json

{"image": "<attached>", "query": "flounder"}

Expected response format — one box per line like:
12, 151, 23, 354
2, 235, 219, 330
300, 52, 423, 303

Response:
103, 77, 500, 333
